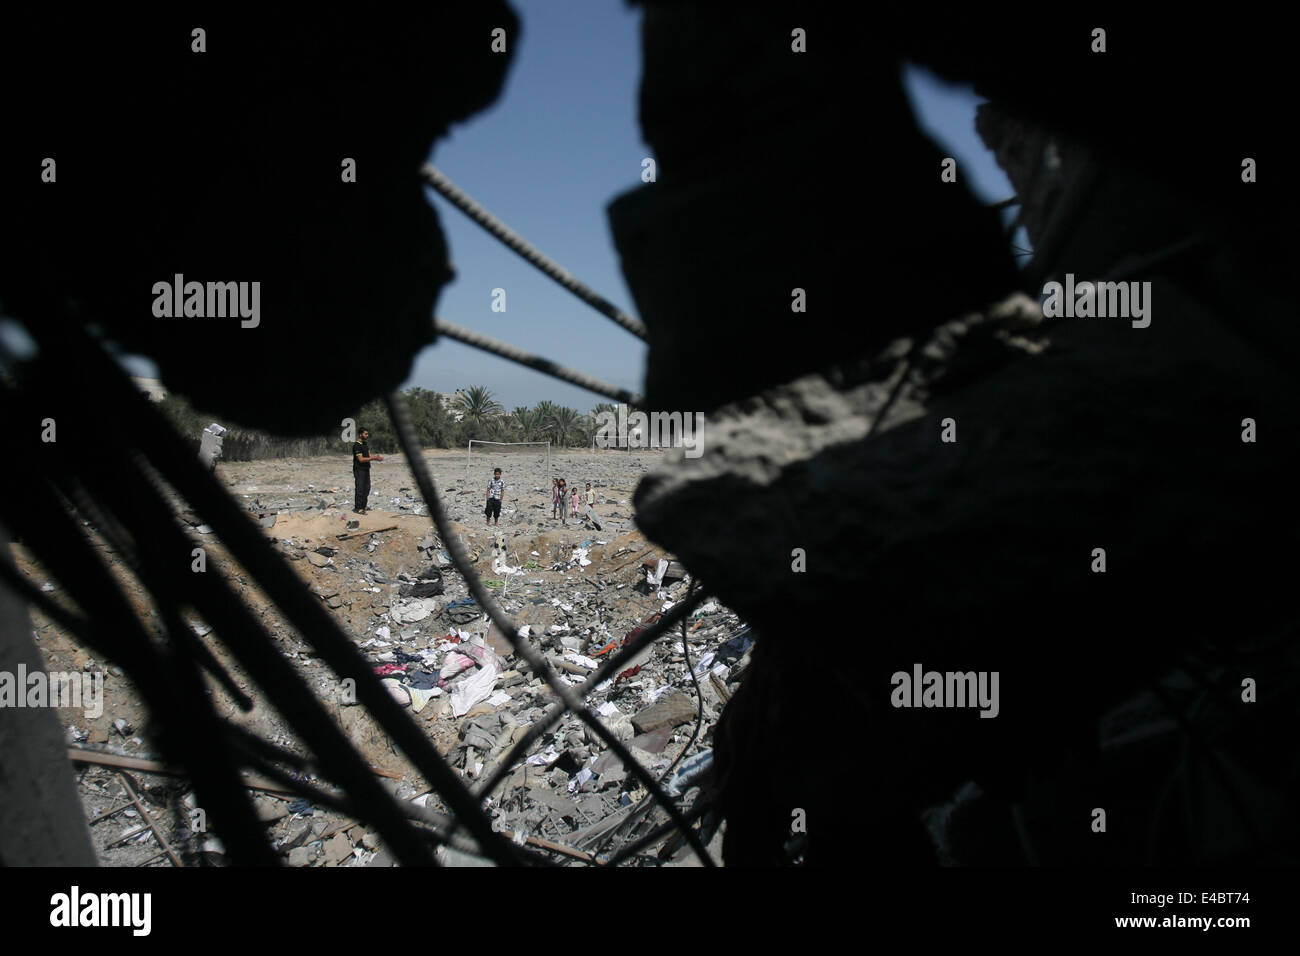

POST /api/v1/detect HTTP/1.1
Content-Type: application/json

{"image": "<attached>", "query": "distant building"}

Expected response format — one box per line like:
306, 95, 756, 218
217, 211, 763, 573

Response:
441, 390, 466, 422
131, 377, 167, 402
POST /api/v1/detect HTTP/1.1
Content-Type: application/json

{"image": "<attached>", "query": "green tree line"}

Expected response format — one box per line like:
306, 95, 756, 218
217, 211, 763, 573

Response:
156, 386, 618, 461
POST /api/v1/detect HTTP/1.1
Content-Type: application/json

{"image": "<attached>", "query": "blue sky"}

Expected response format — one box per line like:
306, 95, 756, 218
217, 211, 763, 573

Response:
104, 1, 1017, 415
415, 3, 1017, 412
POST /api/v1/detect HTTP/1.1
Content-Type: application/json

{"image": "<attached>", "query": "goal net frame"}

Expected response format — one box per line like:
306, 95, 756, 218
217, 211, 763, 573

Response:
465, 440, 551, 486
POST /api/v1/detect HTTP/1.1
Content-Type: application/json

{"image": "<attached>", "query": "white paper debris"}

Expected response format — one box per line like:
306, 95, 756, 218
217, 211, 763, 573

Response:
527, 747, 561, 766
568, 768, 595, 792
692, 651, 716, 677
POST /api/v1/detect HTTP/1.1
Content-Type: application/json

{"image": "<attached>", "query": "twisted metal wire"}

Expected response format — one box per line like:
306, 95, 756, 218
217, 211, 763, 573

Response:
422, 164, 649, 341
434, 318, 643, 406
4, 316, 527, 866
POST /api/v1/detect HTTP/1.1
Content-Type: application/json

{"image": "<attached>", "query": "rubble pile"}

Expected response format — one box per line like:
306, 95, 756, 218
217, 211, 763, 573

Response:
23, 448, 741, 865
303, 527, 749, 866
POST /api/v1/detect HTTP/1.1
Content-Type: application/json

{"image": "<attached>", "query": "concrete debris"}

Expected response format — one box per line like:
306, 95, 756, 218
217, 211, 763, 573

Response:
631, 691, 696, 734
199, 423, 227, 470
322, 832, 354, 865
49, 450, 743, 866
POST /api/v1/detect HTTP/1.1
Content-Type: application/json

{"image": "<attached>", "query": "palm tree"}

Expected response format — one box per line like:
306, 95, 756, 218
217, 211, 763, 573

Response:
455, 385, 504, 435
512, 406, 540, 442
550, 406, 580, 447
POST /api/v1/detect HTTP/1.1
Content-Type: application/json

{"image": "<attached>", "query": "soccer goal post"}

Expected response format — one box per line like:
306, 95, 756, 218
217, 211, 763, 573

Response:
466, 440, 551, 487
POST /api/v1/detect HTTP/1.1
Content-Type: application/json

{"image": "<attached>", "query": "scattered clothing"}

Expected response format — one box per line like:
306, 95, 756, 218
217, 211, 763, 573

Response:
399, 580, 445, 598
408, 670, 440, 690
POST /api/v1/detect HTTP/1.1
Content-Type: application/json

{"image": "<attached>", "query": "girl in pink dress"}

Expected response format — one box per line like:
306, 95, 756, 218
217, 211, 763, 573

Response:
570, 487, 580, 517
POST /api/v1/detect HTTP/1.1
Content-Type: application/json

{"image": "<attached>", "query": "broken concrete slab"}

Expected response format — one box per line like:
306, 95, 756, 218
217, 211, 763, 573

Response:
281, 823, 312, 850
322, 832, 353, 865
631, 691, 696, 734
629, 726, 674, 754
525, 785, 577, 816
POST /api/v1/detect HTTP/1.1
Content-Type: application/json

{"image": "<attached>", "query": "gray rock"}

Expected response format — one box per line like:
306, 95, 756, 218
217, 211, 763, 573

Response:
630, 691, 696, 734
282, 823, 312, 849
323, 832, 353, 865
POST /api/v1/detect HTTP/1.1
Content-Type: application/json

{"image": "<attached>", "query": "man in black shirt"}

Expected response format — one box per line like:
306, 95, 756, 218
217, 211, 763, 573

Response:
352, 428, 383, 514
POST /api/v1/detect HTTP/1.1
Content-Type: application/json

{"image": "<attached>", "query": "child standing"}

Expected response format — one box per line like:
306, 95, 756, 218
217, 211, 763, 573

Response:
581, 482, 602, 531
570, 486, 580, 517
557, 479, 568, 526
552, 477, 560, 518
